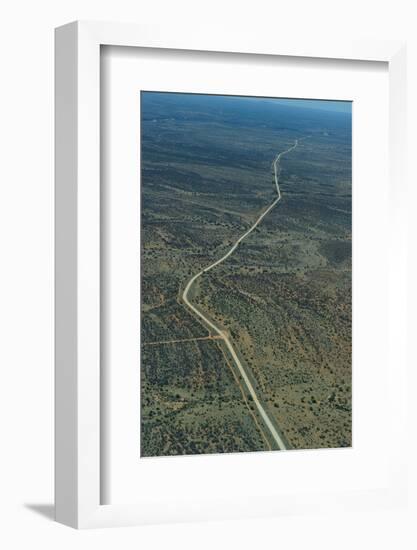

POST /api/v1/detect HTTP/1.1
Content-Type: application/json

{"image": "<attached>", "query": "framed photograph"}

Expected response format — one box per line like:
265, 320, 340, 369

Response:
55, 21, 407, 528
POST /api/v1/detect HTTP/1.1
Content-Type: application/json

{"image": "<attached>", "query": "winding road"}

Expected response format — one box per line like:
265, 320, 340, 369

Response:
182, 139, 299, 451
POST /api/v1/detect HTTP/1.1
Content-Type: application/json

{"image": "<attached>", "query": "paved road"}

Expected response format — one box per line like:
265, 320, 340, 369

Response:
182, 140, 299, 450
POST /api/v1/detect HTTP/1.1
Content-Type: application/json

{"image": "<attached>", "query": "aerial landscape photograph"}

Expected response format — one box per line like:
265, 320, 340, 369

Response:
140, 91, 352, 457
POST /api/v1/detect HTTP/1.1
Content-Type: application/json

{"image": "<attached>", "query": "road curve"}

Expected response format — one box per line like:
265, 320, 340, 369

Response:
182, 140, 299, 451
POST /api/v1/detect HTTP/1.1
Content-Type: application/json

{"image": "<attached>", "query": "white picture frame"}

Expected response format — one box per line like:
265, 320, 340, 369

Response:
55, 20, 407, 529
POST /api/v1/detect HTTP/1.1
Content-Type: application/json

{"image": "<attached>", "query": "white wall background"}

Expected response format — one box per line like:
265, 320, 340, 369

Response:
0, 0, 416, 547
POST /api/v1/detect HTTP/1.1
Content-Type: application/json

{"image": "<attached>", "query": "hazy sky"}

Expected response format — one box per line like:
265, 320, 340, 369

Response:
271, 98, 351, 114
142, 91, 352, 115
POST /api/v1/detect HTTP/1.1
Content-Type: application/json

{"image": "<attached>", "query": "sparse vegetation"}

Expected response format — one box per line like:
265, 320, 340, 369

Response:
140, 92, 352, 456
